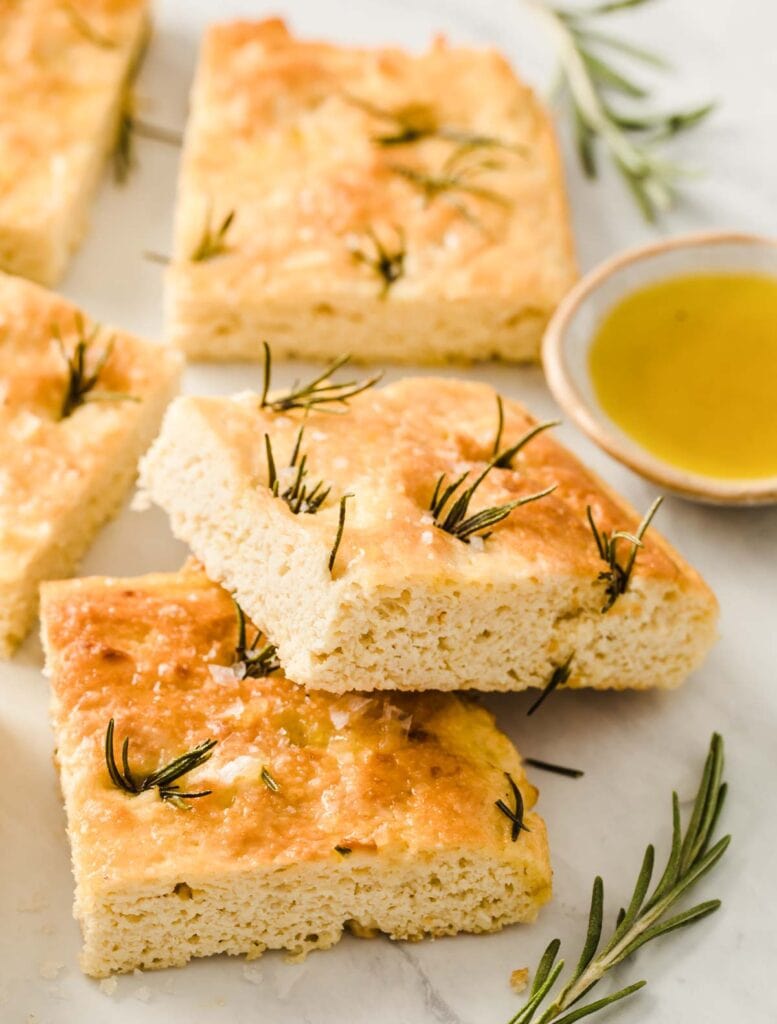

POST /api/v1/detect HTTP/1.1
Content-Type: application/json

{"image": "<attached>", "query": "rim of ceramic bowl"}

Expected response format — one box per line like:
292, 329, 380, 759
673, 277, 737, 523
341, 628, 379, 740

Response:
542, 230, 777, 506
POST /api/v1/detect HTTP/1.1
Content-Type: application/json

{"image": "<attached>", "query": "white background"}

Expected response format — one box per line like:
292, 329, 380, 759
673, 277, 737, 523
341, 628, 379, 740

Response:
1, 1, 776, 1022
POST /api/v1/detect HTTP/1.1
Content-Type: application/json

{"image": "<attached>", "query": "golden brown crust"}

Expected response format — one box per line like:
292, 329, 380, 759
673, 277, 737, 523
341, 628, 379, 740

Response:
41, 567, 550, 892
169, 18, 576, 340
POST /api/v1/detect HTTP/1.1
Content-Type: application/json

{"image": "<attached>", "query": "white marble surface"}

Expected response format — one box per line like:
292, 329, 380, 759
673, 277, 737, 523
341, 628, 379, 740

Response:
2, 1, 776, 1021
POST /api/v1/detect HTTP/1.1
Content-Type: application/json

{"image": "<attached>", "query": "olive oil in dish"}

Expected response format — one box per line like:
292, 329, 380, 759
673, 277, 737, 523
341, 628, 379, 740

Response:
589, 272, 777, 480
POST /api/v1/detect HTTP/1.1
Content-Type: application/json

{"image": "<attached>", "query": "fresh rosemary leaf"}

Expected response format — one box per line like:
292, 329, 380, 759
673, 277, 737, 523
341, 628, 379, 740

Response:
527, 653, 574, 716
113, 89, 135, 183
528, 0, 714, 220
524, 757, 584, 779
259, 342, 381, 414
232, 599, 281, 679
492, 396, 561, 468
328, 494, 353, 573
261, 766, 280, 793
586, 496, 663, 612
506, 733, 729, 1024
349, 226, 407, 297
495, 772, 530, 842
430, 455, 556, 544
54, 316, 137, 419
61, 1, 117, 48
104, 719, 216, 809
334, 845, 352, 855
265, 430, 331, 515
190, 208, 235, 262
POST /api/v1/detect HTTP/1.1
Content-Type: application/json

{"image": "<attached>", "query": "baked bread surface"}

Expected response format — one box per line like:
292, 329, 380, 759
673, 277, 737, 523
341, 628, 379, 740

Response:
0, 0, 149, 284
41, 565, 551, 976
167, 18, 576, 363
0, 271, 181, 656
139, 377, 718, 692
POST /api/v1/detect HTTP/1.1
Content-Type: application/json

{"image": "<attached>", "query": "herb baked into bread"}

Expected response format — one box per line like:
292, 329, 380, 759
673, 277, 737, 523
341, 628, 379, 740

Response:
40, 565, 551, 977
166, 18, 576, 363
0, 0, 149, 285
140, 375, 718, 693
0, 271, 181, 657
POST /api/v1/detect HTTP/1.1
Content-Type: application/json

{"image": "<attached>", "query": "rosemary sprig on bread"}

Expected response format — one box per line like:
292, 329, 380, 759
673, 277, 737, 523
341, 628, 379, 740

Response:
104, 719, 216, 810
349, 225, 407, 297
55, 315, 138, 419
190, 208, 236, 262
265, 429, 331, 514
232, 600, 281, 678
508, 733, 729, 1023
259, 342, 382, 414
492, 395, 561, 469
587, 496, 663, 611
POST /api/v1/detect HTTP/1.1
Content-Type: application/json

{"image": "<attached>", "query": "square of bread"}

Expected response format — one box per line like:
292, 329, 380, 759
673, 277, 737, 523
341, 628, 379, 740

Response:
0, 0, 149, 285
167, 18, 576, 364
40, 564, 551, 977
0, 271, 181, 657
140, 377, 718, 693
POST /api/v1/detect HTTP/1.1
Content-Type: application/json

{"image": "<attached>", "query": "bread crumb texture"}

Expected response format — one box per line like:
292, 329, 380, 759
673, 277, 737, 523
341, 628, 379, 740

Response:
40, 566, 551, 976
140, 377, 718, 692
0, 0, 150, 285
167, 18, 576, 363
0, 271, 181, 656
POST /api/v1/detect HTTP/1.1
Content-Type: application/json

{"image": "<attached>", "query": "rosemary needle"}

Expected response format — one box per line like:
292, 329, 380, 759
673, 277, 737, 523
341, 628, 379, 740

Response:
54, 316, 137, 419
265, 430, 331, 515
495, 772, 530, 842
349, 225, 407, 297
190, 208, 236, 262
492, 396, 561, 469
232, 599, 281, 679
328, 494, 353, 573
261, 766, 280, 793
527, 653, 574, 716
524, 757, 584, 779
507, 733, 729, 1024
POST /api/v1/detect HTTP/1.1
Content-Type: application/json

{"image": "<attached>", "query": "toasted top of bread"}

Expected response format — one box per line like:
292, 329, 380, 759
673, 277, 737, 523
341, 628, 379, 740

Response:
172, 17, 575, 307
151, 378, 712, 597
41, 565, 548, 893
0, 0, 148, 225
0, 271, 181, 579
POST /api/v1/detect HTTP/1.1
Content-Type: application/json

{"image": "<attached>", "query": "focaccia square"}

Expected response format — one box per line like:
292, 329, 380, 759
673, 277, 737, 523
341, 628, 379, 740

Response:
139, 376, 718, 693
167, 18, 576, 364
0, 271, 181, 656
0, 0, 149, 285
40, 565, 551, 977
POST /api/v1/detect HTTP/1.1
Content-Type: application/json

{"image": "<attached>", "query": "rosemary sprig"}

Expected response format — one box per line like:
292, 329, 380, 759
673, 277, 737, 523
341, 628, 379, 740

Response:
190, 208, 236, 262
54, 316, 137, 420
259, 342, 381, 414
265, 429, 331, 514
113, 90, 183, 184
232, 600, 281, 679
507, 733, 729, 1024
430, 457, 556, 544
587, 496, 663, 612
261, 766, 280, 793
328, 494, 353, 574
525, 0, 714, 220
349, 226, 407, 297
390, 146, 512, 227
105, 719, 216, 810
524, 757, 584, 779
492, 396, 561, 469
61, 1, 117, 47
347, 95, 521, 153
527, 653, 574, 716
496, 772, 530, 842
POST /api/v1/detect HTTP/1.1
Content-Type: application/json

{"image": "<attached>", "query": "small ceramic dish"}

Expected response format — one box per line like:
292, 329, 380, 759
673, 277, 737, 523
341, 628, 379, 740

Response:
542, 231, 777, 506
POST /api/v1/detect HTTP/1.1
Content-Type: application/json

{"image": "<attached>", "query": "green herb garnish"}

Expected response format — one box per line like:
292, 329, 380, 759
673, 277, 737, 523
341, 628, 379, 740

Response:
328, 494, 353, 574
232, 599, 280, 679
526, 0, 714, 220
587, 496, 663, 612
496, 772, 530, 842
527, 653, 574, 716
190, 208, 235, 262
55, 316, 137, 420
105, 718, 216, 810
492, 395, 561, 469
259, 342, 381, 414
507, 732, 729, 1024
430, 457, 556, 544
524, 757, 584, 779
265, 429, 331, 514
261, 766, 280, 793
349, 226, 406, 297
